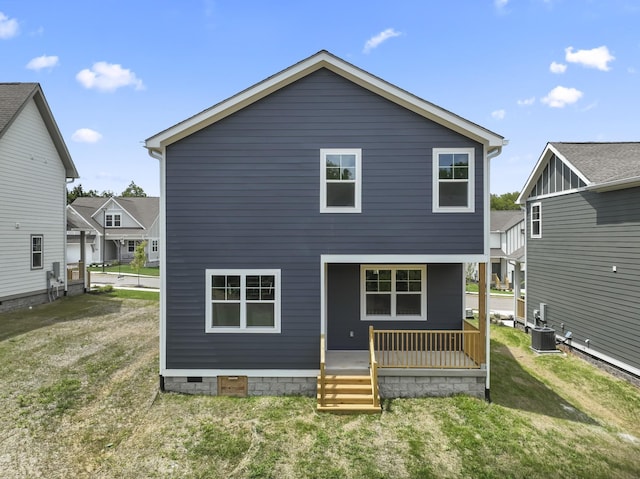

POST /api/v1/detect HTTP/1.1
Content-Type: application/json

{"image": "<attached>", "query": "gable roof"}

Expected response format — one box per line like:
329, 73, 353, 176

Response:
517, 142, 640, 203
490, 210, 524, 232
146, 50, 505, 154
0, 82, 78, 179
68, 196, 159, 234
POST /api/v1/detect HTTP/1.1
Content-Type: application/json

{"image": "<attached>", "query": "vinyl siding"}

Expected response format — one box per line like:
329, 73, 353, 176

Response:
525, 188, 640, 371
0, 99, 66, 300
164, 69, 485, 370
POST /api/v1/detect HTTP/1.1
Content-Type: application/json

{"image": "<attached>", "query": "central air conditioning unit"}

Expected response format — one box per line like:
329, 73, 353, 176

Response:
531, 302, 556, 352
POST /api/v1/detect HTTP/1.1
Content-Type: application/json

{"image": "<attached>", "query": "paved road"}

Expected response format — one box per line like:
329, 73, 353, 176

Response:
466, 293, 515, 316
89, 272, 159, 290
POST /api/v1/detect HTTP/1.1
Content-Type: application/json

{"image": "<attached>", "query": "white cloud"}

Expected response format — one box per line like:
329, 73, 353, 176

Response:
72, 128, 103, 143
26, 55, 59, 71
491, 109, 506, 120
494, 0, 509, 10
541, 86, 583, 108
76, 61, 145, 92
517, 97, 536, 106
628, 67, 636, 74
0, 11, 19, 39
363, 28, 402, 54
549, 61, 567, 74
565, 46, 615, 71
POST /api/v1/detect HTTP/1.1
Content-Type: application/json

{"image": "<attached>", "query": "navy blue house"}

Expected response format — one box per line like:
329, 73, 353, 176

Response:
146, 51, 505, 409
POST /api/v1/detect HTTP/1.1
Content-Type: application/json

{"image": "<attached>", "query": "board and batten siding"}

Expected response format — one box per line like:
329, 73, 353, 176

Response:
525, 188, 640, 371
0, 99, 66, 300
164, 68, 485, 370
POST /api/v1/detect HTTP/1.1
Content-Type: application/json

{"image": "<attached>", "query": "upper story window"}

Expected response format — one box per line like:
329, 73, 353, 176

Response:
360, 265, 427, 321
320, 148, 361, 213
151, 240, 158, 253
105, 213, 121, 227
206, 269, 281, 333
433, 148, 475, 213
530, 202, 542, 238
31, 235, 43, 269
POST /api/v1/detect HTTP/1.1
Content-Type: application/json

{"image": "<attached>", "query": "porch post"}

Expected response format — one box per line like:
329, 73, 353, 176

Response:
478, 262, 487, 365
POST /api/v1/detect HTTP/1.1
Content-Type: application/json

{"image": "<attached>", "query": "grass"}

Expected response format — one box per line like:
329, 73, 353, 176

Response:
1, 295, 639, 478
466, 282, 513, 295
88, 264, 160, 276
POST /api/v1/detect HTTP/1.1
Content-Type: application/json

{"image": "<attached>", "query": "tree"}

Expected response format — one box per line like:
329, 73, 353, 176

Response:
67, 184, 99, 204
121, 181, 147, 197
130, 240, 147, 286
490, 191, 520, 210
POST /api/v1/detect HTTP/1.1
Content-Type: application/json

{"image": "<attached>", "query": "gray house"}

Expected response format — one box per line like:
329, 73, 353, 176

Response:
146, 51, 505, 411
0, 83, 79, 313
66, 196, 160, 267
517, 142, 640, 379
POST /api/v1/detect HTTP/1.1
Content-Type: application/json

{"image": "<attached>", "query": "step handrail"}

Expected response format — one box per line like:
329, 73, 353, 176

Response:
368, 326, 380, 408
319, 333, 326, 407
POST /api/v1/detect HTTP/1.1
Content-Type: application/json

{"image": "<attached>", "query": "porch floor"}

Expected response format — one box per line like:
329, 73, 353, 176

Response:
326, 350, 479, 372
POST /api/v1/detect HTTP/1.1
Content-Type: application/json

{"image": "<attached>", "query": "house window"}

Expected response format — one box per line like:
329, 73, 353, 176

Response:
128, 240, 136, 252
530, 202, 542, 238
320, 148, 362, 213
433, 148, 475, 213
151, 240, 158, 253
361, 265, 427, 321
206, 269, 281, 333
31, 235, 43, 269
105, 213, 121, 227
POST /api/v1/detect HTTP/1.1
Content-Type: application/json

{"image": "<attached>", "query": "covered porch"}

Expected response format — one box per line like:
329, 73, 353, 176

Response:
318, 261, 490, 413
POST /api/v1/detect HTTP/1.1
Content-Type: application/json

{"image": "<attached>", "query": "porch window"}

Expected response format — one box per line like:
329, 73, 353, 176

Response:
433, 148, 475, 213
105, 213, 121, 227
361, 265, 426, 321
31, 235, 43, 269
530, 202, 542, 238
206, 269, 281, 333
320, 148, 362, 213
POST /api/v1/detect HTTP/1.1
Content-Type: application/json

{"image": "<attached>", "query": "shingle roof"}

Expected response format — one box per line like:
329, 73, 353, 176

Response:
550, 142, 640, 184
0, 82, 78, 178
68, 197, 159, 236
491, 210, 524, 232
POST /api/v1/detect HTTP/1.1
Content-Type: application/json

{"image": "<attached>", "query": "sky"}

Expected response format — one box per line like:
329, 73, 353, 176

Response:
2, 0, 639, 197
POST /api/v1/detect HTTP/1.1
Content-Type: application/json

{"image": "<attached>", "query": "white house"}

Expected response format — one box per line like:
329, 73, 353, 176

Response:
0, 83, 79, 312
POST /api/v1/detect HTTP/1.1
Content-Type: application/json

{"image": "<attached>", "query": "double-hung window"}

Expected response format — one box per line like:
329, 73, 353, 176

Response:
320, 148, 361, 213
31, 235, 43, 269
206, 269, 281, 333
433, 148, 475, 213
361, 265, 427, 321
105, 213, 121, 227
530, 202, 542, 238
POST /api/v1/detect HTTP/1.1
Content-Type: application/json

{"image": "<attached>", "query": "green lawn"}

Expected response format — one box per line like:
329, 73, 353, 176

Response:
1, 294, 639, 478
466, 282, 513, 295
88, 264, 160, 276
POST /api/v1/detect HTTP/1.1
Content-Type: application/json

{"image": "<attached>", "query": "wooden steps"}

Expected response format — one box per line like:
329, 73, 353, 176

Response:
317, 374, 381, 414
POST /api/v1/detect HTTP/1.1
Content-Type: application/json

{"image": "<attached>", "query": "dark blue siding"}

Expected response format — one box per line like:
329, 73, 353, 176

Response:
328, 263, 463, 350
165, 69, 484, 369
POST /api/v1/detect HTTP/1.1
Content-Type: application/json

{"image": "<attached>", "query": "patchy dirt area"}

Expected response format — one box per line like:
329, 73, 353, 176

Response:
1, 294, 639, 479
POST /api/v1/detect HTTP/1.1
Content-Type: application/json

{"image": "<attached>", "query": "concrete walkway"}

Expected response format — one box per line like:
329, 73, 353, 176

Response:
89, 272, 159, 291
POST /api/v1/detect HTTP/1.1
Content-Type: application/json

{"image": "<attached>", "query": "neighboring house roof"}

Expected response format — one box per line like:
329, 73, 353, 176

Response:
0, 82, 78, 179
490, 210, 524, 232
517, 142, 640, 203
146, 50, 505, 155
68, 197, 159, 237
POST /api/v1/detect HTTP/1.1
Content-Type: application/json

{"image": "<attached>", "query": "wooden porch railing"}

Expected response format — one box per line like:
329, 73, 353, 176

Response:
371, 326, 483, 369
66, 262, 85, 282
516, 297, 525, 319
368, 326, 380, 408
319, 333, 326, 407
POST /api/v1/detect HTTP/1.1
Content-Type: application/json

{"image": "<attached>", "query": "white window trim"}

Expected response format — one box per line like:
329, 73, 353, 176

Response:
106, 213, 122, 227
320, 148, 362, 213
205, 269, 281, 333
432, 147, 475, 213
530, 202, 542, 238
31, 234, 43, 270
360, 265, 427, 321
